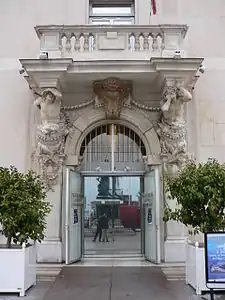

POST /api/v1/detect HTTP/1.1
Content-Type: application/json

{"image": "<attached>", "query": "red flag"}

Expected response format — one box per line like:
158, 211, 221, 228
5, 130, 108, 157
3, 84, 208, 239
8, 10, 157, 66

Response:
152, 0, 157, 15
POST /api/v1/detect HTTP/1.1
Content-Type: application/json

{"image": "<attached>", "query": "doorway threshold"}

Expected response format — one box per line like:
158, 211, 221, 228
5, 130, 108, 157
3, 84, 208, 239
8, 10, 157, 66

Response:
68, 256, 154, 267
84, 253, 144, 259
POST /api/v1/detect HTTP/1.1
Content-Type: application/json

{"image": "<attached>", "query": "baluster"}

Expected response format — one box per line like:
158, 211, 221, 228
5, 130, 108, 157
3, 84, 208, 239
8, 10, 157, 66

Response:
83, 33, 90, 52
139, 34, 144, 51
143, 34, 150, 51
152, 33, 158, 51
61, 35, 67, 55
160, 33, 165, 51
134, 33, 140, 51
129, 34, 135, 52
79, 34, 84, 52
70, 35, 76, 52
89, 34, 95, 52
65, 35, 71, 52
74, 35, 80, 52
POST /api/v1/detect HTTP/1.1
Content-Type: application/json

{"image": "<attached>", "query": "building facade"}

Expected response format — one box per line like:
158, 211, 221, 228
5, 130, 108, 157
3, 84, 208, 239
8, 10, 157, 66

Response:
0, 0, 224, 264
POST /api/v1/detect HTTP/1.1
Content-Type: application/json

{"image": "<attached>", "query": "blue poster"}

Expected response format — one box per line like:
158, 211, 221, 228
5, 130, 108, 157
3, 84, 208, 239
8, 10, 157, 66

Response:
205, 232, 225, 283
147, 208, 152, 224
73, 209, 78, 224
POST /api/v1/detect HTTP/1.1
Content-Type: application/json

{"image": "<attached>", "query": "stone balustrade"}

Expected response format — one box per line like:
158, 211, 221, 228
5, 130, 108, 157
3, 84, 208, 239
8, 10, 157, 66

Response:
35, 25, 188, 60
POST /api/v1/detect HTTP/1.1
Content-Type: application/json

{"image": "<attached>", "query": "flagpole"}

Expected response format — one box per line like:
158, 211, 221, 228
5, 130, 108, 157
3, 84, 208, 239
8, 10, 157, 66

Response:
152, 0, 157, 15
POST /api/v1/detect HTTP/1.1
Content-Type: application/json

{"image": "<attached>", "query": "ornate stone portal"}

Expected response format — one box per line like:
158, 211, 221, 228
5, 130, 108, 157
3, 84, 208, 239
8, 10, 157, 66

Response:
32, 77, 192, 188
33, 88, 71, 190
157, 81, 192, 175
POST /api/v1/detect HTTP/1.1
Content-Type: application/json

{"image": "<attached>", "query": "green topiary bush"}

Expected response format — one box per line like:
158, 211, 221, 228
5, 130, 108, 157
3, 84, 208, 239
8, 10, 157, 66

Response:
164, 158, 225, 235
0, 166, 51, 247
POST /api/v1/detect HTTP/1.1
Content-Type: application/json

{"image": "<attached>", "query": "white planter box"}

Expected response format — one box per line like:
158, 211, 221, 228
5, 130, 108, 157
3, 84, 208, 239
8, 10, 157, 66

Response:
0, 244, 36, 296
186, 242, 208, 295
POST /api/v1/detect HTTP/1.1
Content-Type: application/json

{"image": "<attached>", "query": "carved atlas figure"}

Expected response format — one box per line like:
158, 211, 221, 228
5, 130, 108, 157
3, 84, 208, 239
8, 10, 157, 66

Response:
157, 84, 192, 174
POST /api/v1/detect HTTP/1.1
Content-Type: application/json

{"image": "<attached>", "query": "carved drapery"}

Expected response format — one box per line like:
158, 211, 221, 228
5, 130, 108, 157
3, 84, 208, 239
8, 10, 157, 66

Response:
33, 88, 71, 190
157, 82, 192, 175
93, 77, 132, 119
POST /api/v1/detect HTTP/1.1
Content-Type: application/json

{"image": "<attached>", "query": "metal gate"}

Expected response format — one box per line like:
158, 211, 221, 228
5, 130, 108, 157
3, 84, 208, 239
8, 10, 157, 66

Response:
80, 124, 146, 172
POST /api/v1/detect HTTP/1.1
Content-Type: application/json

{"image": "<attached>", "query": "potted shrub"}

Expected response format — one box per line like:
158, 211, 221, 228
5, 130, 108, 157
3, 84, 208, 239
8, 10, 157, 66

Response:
0, 166, 51, 296
164, 158, 225, 295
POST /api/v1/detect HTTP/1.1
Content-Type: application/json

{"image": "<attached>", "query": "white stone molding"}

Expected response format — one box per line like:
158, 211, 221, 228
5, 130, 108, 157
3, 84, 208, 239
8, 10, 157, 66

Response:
65, 106, 161, 159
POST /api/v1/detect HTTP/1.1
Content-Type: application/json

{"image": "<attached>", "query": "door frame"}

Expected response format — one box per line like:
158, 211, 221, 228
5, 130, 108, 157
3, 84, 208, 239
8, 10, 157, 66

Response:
62, 167, 162, 262
82, 172, 145, 255
64, 166, 83, 264
154, 166, 161, 264
143, 165, 161, 264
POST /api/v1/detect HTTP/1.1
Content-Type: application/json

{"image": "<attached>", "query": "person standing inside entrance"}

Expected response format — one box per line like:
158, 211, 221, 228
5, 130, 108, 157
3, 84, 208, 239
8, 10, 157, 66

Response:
101, 213, 109, 243
93, 213, 104, 242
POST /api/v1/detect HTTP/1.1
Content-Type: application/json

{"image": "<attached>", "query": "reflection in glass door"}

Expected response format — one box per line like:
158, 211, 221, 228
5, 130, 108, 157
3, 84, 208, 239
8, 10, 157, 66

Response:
83, 176, 143, 255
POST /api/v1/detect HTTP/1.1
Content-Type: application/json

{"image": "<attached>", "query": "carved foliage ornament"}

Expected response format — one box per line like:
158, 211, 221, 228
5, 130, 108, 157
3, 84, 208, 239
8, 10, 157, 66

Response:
93, 77, 132, 119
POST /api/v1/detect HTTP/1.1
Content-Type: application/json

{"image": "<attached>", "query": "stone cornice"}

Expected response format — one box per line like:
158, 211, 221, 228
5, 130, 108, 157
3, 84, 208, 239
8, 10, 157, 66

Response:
150, 57, 204, 72
35, 24, 188, 38
19, 58, 73, 72
19, 58, 73, 88
67, 60, 156, 74
150, 57, 204, 88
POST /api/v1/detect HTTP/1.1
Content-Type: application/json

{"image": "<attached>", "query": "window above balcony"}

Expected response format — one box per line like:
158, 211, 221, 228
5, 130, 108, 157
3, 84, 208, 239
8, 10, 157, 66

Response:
89, 0, 135, 25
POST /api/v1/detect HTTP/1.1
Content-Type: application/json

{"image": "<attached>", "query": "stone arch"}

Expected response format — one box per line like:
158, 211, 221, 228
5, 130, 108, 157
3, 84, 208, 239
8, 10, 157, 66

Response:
64, 107, 160, 157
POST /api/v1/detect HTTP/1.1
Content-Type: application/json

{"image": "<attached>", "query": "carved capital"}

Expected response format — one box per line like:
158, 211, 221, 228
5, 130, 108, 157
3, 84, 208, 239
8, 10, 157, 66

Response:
93, 77, 132, 119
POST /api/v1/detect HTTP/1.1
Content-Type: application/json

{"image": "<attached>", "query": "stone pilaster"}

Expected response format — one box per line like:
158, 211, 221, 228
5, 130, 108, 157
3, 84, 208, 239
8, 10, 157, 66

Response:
157, 78, 192, 262
32, 87, 70, 262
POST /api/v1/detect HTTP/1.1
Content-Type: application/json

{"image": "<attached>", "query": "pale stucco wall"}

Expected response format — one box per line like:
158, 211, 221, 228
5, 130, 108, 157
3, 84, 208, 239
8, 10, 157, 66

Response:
0, 0, 224, 263
0, 0, 89, 171
0, 0, 225, 170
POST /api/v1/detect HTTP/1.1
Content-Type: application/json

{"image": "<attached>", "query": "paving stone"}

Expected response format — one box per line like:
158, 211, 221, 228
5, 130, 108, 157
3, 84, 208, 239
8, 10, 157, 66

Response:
42, 267, 179, 300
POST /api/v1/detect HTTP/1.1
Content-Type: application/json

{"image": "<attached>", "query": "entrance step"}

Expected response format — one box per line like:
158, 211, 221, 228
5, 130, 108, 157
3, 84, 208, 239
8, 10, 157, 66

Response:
73, 256, 153, 267
36, 264, 63, 282
36, 262, 185, 281
84, 253, 143, 259
161, 263, 185, 281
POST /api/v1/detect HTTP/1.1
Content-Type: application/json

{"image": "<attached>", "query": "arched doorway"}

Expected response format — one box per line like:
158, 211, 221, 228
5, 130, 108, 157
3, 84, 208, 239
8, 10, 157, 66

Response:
80, 124, 146, 256
64, 120, 161, 264
80, 123, 146, 173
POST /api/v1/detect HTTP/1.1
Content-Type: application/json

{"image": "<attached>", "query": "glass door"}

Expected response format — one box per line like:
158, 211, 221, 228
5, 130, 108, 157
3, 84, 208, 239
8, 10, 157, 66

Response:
143, 167, 161, 263
65, 167, 83, 264
83, 176, 143, 255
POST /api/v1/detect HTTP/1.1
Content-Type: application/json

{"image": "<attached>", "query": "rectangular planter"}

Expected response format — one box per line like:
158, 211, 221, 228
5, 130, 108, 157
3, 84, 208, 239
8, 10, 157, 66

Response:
0, 244, 36, 296
186, 242, 208, 294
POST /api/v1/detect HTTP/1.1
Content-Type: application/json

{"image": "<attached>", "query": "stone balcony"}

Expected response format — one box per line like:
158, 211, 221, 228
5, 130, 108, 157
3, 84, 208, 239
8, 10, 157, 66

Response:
35, 24, 188, 61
